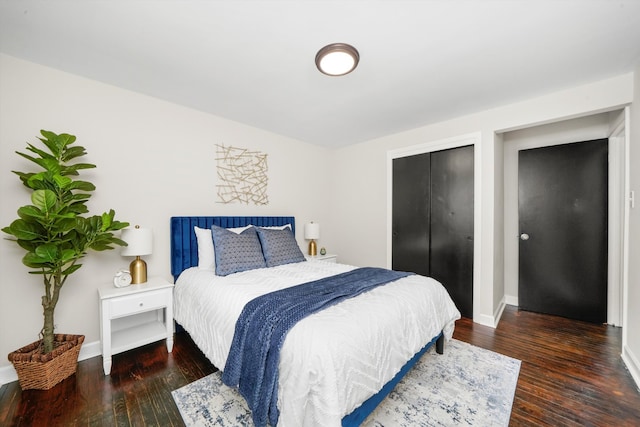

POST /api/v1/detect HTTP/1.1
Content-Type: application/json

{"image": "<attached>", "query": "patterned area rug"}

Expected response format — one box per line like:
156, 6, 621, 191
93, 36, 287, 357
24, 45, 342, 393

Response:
172, 339, 521, 426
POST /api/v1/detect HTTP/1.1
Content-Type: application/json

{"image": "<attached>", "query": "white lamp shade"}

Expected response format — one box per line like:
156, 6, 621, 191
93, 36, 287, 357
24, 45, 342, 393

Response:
121, 227, 153, 256
304, 222, 320, 240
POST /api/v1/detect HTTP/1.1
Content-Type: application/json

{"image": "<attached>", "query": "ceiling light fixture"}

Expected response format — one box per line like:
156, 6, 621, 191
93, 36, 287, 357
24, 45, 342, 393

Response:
315, 43, 360, 76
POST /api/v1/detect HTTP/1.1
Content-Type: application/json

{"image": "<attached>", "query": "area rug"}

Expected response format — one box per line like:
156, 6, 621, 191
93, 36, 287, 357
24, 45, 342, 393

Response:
172, 339, 521, 426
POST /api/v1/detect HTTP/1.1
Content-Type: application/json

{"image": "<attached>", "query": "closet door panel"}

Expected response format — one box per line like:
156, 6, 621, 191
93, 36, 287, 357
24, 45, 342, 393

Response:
430, 145, 474, 318
392, 153, 431, 276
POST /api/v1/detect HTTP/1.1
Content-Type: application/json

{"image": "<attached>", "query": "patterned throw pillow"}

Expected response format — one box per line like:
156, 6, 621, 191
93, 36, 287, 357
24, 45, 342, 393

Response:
255, 227, 306, 267
211, 225, 266, 276
195, 225, 251, 271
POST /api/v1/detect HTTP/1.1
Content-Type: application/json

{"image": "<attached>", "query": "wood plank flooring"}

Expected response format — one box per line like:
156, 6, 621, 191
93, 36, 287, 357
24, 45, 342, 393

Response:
1, 305, 639, 426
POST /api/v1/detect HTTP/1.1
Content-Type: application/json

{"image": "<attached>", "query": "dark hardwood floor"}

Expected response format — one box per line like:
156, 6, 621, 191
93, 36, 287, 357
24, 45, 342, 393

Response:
1, 305, 639, 426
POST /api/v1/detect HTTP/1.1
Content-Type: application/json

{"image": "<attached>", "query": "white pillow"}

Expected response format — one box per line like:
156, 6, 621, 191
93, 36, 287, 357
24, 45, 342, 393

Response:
194, 226, 215, 270
259, 224, 292, 231
194, 225, 250, 271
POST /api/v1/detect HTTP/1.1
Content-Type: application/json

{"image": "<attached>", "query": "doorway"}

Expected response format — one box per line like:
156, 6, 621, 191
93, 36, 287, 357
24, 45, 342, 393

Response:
502, 110, 627, 327
518, 139, 608, 323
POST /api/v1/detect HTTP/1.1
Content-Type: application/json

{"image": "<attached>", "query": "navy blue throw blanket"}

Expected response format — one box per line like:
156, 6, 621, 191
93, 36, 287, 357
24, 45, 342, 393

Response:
221, 267, 411, 427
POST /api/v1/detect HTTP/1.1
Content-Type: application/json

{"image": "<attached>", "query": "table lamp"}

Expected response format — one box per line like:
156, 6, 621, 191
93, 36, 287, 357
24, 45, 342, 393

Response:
121, 225, 153, 284
304, 222, 320, 256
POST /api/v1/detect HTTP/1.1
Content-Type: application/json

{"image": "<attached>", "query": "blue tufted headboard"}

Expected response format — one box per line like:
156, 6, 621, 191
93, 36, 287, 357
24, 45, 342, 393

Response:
170, 216, 296, 281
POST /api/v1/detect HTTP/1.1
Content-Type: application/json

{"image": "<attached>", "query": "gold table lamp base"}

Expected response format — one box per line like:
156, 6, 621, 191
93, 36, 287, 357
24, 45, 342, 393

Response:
130, 256, 147, 284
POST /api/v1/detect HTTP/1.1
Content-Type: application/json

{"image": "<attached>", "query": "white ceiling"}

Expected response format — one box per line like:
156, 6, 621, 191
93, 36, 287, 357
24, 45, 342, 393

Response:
1, 1, 639, 148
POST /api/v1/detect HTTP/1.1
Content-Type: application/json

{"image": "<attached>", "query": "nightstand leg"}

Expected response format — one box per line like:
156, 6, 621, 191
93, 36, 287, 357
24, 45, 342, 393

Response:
103, 357, 112, 375
166, 300, 174, 353
100, 300, 112, 375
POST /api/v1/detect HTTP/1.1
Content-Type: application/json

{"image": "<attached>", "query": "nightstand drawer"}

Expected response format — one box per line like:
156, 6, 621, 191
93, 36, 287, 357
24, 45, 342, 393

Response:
108, 289, 168, 318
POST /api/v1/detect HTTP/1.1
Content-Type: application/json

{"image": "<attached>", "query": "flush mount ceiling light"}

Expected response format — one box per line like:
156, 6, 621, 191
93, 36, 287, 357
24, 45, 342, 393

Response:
315, 43, 360, 76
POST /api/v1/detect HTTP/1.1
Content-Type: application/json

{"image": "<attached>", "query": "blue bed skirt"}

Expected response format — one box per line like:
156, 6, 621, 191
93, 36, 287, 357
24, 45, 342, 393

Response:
342, 332, 444, 426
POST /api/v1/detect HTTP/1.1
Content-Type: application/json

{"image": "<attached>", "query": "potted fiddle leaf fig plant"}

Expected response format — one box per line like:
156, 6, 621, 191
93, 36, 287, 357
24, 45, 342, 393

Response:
2, 130, 129, 390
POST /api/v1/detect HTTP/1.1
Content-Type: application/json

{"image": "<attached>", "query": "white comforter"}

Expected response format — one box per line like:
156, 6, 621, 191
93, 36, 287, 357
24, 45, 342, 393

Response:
174, 261, 461, 426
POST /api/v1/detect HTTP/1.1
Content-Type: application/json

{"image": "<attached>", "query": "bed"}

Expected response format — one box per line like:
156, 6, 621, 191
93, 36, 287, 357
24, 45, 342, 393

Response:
171, 216, 461, 426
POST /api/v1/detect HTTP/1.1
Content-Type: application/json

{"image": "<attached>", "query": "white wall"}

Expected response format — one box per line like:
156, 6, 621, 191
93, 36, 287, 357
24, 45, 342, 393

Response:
330, 73, 633, 329
622, 64, 640, 386
0, 54, 331, 377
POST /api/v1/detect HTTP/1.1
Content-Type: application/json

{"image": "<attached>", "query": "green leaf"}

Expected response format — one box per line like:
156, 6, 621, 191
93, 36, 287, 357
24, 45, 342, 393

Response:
68, 180, 96, 192
90, 242, 114, 251
41, 158, 62, 174
70, 193, 91, 201
67, 202, 90, 214
26, 172, 47, 190
5, 219, 41, 240
52, 174, 73, 189
16, 152, 61, 174
74, 217, 91, 235
110, 237, 128, 247
88, 215, 102, 231
101, 212, 112, 230
17, 205, 44, 221
60, 145, 87, 162
12, 170, 35, 186
38, 130, 70, 158
61, 264, 82, 276
110, 220, 130, 231
65, 162, 95, 171
25, 143, 56, 161
57, 132, 76, 148
31, 189, 57, 213
26, 171, 62, 192
53, 217, 77, 233
60, 249, 77, 262
39, 130, 60, 151
16, 239, 38, 252
15, 151, 45, 168
35, 244, 59, 262
22, 251, 49, 267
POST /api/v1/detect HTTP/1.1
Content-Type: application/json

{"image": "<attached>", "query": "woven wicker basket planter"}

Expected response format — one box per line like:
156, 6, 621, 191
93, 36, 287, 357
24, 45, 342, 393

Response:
7, 334, 85, 390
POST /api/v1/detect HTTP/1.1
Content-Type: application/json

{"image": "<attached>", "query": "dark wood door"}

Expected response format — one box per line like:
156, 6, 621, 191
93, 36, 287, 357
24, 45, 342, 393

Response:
430, 146, 474, 318
392, 153, 431, 276
392, 145, 474, 318
518, 139, 608, 323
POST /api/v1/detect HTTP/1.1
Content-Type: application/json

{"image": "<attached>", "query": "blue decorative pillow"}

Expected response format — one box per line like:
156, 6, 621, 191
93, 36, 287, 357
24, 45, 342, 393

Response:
211, 225, 266, 276
255, 227, 306, 267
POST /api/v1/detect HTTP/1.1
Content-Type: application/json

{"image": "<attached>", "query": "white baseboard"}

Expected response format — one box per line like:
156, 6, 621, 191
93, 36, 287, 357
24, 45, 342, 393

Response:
622, 344, 640, 391
504, 294, 518, 306
0, 339, 102, 387
474, 297, 509, 328
493, 299, 507, 326
474, 313, 496, 328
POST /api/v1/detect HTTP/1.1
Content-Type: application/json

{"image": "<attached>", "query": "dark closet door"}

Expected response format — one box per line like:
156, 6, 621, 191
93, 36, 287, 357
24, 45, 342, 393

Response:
518, 139, 608, 323
392, 153, 431, 276
430, 146, 474, 318
392, 145, 474, 318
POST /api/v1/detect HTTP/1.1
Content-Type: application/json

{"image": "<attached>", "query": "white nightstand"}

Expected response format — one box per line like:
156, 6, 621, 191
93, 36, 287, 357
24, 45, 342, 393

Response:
98, 277, 174, 375
305, 253, 338, 263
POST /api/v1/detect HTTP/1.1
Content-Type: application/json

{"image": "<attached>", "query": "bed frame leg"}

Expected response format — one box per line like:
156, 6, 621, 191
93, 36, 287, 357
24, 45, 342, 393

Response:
436, 334, 444, 354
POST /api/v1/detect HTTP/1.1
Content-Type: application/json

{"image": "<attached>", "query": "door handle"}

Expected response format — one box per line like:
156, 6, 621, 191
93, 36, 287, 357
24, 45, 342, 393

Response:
520, 233, 530, 241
